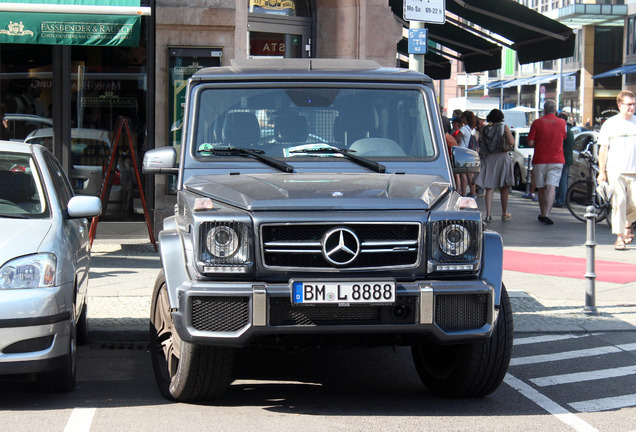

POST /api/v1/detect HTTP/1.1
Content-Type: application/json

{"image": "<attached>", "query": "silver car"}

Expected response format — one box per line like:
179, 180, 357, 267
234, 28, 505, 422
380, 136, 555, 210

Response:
0, 141, 101, 392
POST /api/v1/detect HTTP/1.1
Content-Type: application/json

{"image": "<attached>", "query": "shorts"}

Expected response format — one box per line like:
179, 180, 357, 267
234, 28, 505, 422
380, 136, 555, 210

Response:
533, 163, 563, 188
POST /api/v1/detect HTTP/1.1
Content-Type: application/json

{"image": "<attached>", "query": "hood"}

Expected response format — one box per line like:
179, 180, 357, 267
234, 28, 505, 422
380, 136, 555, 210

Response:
185, 173, 450, 211
0, 219, 51, 266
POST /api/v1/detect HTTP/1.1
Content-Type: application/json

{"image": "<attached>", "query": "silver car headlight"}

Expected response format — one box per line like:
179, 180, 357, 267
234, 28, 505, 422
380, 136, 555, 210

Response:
429, 220, 481, 273
199, 222, 251, 274
0, 253, 57, 289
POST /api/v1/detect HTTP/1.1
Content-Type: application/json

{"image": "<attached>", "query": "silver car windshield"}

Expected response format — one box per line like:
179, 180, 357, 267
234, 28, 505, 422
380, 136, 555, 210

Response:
192, 87, 436, 160
0, 153, 48, 218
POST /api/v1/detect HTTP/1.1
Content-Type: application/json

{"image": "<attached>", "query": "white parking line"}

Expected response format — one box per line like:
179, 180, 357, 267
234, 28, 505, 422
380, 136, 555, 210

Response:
514, 334, 590, 346
569, 394, 636, 413
510, 346, 621, 366
504, 373, 599, 432
63, 408, 96, 432
530, 365, 636, 387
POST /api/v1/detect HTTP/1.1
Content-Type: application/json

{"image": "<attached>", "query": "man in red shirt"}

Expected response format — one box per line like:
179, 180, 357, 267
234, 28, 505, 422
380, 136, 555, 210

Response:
528, 99, 567, 225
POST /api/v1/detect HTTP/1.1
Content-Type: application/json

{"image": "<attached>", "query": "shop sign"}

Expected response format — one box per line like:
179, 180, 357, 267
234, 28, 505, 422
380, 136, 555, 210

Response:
0, 0, 141, 46
403, 0, 445, 24
249, 0, 296, 16
81, 90, 137, 108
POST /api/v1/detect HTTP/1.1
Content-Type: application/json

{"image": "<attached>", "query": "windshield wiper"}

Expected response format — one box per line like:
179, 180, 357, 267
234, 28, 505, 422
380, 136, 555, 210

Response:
289, 147, 386, 173
198, 146, 294, 173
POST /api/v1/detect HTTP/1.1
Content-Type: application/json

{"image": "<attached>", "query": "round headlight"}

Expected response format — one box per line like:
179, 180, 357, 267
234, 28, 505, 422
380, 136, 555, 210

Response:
438, 224, 470, 257
206, 226, 239, 258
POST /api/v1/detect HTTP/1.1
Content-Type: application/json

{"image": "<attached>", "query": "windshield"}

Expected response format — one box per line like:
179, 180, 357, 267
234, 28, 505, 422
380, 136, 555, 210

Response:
191, 87, 436, 160
0, 153, 48, 218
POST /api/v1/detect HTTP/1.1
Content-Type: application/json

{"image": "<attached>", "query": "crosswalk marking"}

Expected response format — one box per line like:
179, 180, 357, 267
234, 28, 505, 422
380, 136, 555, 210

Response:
504, 374, 599, 432
569, 393, 636, 413
530, 365, 636, 387
510, 342, 636, 366
514, 333, 590, 346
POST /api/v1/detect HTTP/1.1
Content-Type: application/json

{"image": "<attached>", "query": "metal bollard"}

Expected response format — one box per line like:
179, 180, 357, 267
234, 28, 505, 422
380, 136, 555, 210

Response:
522, 155, 533, 198
583, 205, 598, 314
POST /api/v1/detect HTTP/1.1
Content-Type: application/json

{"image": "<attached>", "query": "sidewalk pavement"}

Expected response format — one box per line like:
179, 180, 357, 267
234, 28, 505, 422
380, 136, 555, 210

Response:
87, 189, 636, 341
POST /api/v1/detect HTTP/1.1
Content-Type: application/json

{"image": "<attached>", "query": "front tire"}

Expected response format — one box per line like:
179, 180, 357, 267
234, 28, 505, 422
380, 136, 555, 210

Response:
513, 165, 523, 191
411, 285, 514, 398
150, 271, 234, 402
37, 315, 76, 393
566, 180, 606, 223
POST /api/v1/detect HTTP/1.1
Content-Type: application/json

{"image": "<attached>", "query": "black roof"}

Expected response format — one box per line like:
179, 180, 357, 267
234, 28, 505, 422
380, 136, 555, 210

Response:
191, 59, 433, 85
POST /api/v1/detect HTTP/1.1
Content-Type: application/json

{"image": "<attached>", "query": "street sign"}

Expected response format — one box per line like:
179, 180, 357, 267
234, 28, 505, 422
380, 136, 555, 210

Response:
404, 0, 445, 24
563, 75, 576, 92
408, 28, 428, 54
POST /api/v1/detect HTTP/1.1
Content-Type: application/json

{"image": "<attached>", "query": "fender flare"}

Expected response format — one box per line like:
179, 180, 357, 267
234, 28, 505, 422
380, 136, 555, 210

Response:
480, 231, 504, 306
158, 225, 189, 310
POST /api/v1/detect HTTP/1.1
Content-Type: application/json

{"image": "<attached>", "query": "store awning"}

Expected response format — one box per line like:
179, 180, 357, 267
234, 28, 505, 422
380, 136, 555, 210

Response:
466, 78, 509, 92
0, 0, 150, 47
592, 64, 636, 80
426, 21, 501, 73
524, 71, 576, 85
446, 0, 575, 65
390, 0, 574, 73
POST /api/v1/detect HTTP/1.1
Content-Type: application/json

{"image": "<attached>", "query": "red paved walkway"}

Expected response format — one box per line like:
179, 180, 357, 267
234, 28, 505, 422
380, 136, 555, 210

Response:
503, 250, 636, 284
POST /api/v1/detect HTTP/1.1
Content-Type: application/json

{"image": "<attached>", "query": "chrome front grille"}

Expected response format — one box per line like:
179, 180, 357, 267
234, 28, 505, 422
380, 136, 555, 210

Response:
261, 223, 420, 269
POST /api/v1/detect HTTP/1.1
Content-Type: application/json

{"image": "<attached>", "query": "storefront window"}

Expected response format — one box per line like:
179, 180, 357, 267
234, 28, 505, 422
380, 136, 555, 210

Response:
0, 44, 53, 141
69, 36, 148, 220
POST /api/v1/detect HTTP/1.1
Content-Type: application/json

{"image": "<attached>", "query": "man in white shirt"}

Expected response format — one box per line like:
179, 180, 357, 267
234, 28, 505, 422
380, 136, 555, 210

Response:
597, 90, 636, 250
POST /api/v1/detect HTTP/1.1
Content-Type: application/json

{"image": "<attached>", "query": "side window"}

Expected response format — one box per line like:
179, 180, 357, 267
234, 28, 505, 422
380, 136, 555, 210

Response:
44, 153, 74, 207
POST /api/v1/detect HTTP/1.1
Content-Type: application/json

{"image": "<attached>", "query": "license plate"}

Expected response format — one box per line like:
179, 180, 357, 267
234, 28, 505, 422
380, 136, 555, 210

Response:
291, 280, 396, 305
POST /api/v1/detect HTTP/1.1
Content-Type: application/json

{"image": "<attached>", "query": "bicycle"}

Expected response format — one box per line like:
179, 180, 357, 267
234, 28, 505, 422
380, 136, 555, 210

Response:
565, 142, 612, 227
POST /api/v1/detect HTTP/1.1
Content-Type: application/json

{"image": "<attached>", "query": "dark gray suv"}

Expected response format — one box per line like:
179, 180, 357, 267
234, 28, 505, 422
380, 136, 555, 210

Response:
143, 59, 512, 401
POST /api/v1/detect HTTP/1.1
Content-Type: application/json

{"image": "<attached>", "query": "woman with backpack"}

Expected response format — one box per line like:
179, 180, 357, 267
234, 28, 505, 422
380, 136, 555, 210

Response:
474, 109, 515, 222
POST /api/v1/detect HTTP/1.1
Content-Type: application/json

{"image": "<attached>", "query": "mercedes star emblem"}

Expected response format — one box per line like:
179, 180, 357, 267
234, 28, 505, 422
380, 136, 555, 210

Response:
321, 227, 360, 265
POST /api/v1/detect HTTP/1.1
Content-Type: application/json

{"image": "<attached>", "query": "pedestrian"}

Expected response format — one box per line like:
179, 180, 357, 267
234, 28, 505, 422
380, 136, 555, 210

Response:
451, 116, 462, 141
527, 99, 566, 225
456, 110, 478, 197
554, 112, 574, 207
597, 90, 636, 250
445, 131, 461, 188
474, 109, 514, 222
440, 105, 451, 135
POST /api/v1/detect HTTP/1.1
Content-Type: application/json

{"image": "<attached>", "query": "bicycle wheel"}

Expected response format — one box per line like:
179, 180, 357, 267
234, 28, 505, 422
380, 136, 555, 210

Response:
566, 180, 607, 223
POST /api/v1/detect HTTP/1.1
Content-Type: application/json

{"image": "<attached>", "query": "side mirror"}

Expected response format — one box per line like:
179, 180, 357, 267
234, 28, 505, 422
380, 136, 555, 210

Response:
451, 146, 481, 174
143, 147, 178, 175
67, 195, 102, 218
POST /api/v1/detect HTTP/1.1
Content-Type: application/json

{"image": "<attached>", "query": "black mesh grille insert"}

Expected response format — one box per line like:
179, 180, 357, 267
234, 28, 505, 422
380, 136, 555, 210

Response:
191, 296, 249, 332
269, 296, 417, 326
435, 294, 488, 331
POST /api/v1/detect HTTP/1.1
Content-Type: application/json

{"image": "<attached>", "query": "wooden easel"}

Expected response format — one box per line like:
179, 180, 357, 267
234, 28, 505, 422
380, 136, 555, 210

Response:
89, 116, 157, 251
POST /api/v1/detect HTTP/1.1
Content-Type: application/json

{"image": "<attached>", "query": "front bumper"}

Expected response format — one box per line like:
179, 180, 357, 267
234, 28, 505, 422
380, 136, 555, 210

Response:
0, 286, 73, 375
171, 278, 497, 348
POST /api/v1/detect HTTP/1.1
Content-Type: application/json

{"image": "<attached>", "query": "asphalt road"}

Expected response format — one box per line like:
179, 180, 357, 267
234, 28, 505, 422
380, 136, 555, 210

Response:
1, 330, 635, 432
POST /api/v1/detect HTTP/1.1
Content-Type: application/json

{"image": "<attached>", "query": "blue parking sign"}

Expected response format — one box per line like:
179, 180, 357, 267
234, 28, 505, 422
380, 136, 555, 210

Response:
408, 28, 428, 54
